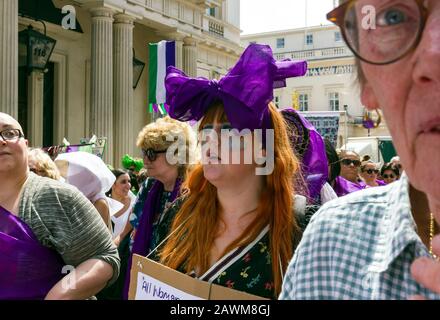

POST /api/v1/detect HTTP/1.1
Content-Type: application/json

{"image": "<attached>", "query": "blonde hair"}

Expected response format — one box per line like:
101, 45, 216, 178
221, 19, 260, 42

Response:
136, 116, 197, 177
338, 149, 360, 161
28, 148, 61, 180
159, 102, 302, 298
361, 160, 378, 172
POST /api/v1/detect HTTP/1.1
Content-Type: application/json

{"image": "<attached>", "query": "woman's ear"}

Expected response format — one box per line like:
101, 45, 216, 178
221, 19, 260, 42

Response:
361, 82, 380, 111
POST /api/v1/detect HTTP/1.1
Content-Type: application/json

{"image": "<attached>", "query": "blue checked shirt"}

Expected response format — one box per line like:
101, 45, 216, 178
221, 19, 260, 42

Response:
280, 173, 440, 300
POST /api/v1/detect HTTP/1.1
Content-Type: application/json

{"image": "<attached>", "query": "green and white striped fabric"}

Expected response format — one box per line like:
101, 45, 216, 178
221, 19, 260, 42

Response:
148, 40, 175, 115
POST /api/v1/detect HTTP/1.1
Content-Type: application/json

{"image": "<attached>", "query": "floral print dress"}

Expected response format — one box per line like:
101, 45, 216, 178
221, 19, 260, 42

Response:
152, 198, 313, 299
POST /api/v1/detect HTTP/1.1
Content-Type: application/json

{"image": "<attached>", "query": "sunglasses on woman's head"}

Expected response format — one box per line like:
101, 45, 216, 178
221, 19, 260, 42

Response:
341, 159, 361, 167
364, 169, 379, 175
142, 148, 167, 162
383, 173, 396, 179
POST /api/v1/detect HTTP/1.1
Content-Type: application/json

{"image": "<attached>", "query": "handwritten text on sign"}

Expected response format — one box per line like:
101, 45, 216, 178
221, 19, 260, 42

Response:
135, 272, 205, 300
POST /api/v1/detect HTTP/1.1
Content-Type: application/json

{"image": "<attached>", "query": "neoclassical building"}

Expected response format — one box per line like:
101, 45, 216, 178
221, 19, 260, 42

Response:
0, 0, 242, 165
241, 25, 390, 147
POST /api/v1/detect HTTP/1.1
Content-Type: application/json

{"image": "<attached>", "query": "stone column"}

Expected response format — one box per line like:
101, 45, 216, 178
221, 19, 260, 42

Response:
183, 37, 197, 77
90, 7, 114, 164
113, 14, 134, 167
0, 0, 18, 118
175, 38, 184, 70
27, 71, 44, 147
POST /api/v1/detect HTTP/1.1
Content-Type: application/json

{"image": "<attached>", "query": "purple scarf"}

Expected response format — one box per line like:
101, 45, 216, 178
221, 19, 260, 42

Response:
123, 178, 182, 299
0, 206, 65, 300
333, 176, 367, 197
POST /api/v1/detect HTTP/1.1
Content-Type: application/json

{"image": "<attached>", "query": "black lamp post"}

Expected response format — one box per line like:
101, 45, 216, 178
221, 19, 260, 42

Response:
19, 21, 56, 74
133, 49, 145, 89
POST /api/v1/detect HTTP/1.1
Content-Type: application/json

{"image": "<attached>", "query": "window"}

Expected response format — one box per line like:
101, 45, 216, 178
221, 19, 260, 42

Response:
335, 31, 342, 42
329, 92, 340, 111
299, 94, 309, 111
306, 34, 313, 45
206, 7, 220, 19
274, 96, 280, 108
207, 7, 215, 17
276, 38, 285, 49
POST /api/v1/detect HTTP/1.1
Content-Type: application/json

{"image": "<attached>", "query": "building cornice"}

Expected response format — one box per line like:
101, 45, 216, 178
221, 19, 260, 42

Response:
241, 24, 339, 39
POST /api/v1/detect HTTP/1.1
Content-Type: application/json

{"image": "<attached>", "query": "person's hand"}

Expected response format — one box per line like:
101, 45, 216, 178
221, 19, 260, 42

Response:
410, 235, 440, 299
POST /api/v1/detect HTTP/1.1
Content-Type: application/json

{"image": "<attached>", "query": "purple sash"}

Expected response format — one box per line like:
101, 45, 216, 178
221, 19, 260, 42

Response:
123, 178, 182, 299
333, 176, 367, 197
0, 206, 65, 300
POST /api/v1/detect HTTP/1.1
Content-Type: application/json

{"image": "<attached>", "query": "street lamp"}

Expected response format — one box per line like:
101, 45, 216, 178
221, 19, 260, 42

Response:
19, 21, 56, 74
133, 49, 145, 89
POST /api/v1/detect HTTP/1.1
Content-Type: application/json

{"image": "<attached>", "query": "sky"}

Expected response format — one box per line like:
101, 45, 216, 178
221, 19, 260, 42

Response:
240, 0, 337, 35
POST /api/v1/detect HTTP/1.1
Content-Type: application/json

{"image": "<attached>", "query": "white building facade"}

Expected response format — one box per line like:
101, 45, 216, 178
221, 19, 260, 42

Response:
241, 25, 389, 147
0, 0, 242, 165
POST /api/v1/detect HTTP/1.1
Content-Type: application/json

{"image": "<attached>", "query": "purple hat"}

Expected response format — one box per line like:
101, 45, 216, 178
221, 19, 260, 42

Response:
165, 43, 307, 131
281, 108, 329, 202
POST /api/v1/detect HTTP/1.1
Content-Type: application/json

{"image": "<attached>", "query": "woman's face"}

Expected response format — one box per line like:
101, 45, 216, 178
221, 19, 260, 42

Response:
382, 169, 398, 184
360, 163, 379, 184
112, 173, 131, 197
360, 1, 440, 208
339, 152, 361, 183
0, 114, 28, 175
142, 149, 179, 183
200, 119, 257, 188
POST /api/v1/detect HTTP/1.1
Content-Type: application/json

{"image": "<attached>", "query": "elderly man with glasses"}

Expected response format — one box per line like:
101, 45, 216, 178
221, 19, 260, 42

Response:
0, 112, 120, 299
280, 0, 440, 299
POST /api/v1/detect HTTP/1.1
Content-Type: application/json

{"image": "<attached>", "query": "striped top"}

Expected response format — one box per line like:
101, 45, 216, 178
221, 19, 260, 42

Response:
18, 173, 120, 285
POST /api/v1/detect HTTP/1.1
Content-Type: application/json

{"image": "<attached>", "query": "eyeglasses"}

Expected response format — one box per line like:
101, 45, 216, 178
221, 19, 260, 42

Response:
363, 168, 379, 174
341, 158, 361, 167
199, 123, 248, 150
142, 148, 167, 162
327, 0, 427, 65
0, 128, 24, 142
383, 173, 396, 179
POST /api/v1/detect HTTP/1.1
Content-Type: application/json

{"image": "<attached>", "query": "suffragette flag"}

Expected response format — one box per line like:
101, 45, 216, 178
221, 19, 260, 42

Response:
148, 40, 175, 115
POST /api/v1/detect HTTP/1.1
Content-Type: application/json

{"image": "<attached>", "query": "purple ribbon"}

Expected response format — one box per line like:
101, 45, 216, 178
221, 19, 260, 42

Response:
281, 108, 328, 202
165, 44, 307, 132
123, 178, 182, 299
0, 206, 65, 300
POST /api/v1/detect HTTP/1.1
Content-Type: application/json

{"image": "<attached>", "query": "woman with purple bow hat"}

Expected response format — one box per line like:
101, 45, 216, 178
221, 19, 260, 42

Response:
147, 44, 309, 299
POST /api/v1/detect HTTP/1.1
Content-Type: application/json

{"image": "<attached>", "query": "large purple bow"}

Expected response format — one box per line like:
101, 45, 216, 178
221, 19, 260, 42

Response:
165, 44, 307, 131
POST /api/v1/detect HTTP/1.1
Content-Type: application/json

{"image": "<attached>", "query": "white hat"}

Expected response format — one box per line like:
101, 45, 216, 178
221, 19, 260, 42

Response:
55, 151, 115, 201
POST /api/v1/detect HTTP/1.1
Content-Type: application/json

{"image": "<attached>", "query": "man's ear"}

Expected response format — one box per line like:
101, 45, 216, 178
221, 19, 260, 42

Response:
361, 82, 380, 111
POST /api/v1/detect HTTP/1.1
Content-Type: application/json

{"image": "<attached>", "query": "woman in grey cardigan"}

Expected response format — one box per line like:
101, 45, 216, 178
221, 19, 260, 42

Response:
0, 112, 120, 300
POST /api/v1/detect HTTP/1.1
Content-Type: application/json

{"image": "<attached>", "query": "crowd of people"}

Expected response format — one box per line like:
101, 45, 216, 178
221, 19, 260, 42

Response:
1, 0, 439, 300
